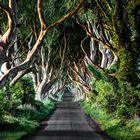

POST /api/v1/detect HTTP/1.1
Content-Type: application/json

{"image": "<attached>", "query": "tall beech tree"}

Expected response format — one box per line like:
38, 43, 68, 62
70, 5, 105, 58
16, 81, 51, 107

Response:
0, 0, 140, 102
0, 0, 84, 88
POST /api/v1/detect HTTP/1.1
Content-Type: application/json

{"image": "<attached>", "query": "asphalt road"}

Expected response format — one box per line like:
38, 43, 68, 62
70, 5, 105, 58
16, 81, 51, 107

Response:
21, 93, 110, 140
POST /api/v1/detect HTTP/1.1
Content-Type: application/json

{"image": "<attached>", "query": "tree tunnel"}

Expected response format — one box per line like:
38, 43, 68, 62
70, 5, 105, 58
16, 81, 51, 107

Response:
0, 0, 140, 139
0, 0, 140, 100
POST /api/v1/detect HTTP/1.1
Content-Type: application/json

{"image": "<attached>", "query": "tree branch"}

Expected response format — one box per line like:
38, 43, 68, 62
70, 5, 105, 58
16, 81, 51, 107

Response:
0, 1, 15, 44
37, 0, 48, 30
10, 67, 33, 86
0, 0, 84, 88
48, 0, 85, 30
76, 18, 116, 52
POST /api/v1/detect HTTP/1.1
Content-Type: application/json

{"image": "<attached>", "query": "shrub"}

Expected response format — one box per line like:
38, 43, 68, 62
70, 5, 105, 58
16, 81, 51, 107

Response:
11, 77, 35, 106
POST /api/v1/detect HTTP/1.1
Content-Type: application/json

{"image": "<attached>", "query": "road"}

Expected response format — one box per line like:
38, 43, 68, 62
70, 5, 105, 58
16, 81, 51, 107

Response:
21, 92, 111, 140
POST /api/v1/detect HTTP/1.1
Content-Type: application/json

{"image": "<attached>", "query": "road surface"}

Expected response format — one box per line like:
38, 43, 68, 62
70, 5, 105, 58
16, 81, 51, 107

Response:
21, 92, 111, 140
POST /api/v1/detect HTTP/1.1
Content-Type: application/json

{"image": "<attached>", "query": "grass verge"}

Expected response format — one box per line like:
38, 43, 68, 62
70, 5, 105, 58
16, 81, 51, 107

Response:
0, 99, 55, 140
81, 101, 140, 140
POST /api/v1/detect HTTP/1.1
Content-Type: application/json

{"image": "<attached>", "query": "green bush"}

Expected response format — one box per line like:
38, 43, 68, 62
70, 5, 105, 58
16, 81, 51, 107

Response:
81, 99, 140, 140
88, 65, 140, 118
0, 89, 12, 118
11, 77, 35, 106
0, 99, 55, 140
0, 77, 37, 118
115, 82, 140, 118
84, 64, 140, 139
0, 76, 55, 140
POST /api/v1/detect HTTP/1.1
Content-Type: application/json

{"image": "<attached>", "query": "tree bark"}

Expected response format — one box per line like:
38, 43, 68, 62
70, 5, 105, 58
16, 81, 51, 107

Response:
0, 0, 84, 88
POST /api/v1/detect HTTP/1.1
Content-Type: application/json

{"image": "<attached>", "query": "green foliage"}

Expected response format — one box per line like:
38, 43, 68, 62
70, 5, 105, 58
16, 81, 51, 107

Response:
115, 82, 140, 118
44, 0, 67, 25
0, 77, 37, 123
0, 90, 6, 116
83, 64, 140, 139
81, 99, 140, 140
106, 61, 119, 74
88, 65, 105, 80
0, 76, 55, 140
17, 0, 39, 37
10, 77, 35, 105
0, 115, 38, 131
88, 63, 140, 118
85, 61, 140, 138
117, 48, 135, 83
0, 131, 26, 140
95, 80, 117, 112
0, 99, 55, 140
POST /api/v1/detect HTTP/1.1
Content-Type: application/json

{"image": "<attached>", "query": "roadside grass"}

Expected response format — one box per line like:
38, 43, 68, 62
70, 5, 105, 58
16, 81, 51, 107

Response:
0, 132, 26, 140
0, 99, 55, 140
81, 101, 140, 140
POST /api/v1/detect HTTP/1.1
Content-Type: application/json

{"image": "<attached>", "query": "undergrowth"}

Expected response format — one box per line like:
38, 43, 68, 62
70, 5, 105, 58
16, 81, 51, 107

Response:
0, 99, 55, 140
81, 94, 140, 140
0, 77, 55, 140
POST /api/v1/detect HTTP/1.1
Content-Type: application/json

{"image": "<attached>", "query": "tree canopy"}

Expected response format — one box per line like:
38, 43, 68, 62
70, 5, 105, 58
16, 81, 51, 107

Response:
0, 0, 140, 139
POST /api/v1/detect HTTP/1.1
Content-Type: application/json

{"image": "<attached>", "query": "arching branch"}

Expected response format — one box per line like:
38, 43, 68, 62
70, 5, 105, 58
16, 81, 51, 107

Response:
37, 0, 48, 30
76, 18, 116, 52
0, 1, 15, 40
48, 0, 85, 30
0, 0, 84, 88
0, 1, 15, 55
80, 36, 104, 71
